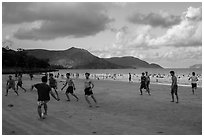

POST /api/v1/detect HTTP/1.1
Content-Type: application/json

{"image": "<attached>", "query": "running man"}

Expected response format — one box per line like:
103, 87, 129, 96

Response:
145, 71, 151, 95
16, 73, 26, 92
188, 72, 198, 94
5, 75, 19, 96
170, 71, 179, 103
49, 73, 60, 99
31, 76, 59, 119
84, 72, 98, 107
140, 72, 146, 95
61, 73, 79, 101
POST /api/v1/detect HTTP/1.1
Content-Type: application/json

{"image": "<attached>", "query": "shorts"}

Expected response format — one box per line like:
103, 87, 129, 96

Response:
66, 86, 74, 94
140, 82, 146, 89
37, 100, 49, 106
191, 83, 197, 89
7, 85, 15, 90
84, 87, 93, 96
17, 81, 22, 87
171, 85, 178, 95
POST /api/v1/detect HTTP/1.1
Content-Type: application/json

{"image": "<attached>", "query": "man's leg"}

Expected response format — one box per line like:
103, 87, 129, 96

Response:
54, 88, 59, 99
171, 91, 174, 102
65, 92, 70, 101
85, 95, 92, 107
43, 103, 48, 115
37, 104, 42, 118
71, 93, 79, 101
13, 87, 19, 96
140, 88, 143, 95
175, 93, 179, 103
21, 86, 26, 92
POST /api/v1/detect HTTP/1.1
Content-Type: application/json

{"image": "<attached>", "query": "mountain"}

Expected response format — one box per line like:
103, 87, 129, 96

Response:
26, 47, 163, 69
26, 47, 126, 69
189, 64, 202, 69
105, 56, 163, 68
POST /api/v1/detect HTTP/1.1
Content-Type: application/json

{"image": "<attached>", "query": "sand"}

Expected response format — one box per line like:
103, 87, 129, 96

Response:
2, 74, 202, 135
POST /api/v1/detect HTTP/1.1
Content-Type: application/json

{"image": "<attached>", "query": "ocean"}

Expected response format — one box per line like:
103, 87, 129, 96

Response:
54, 68, 202, 87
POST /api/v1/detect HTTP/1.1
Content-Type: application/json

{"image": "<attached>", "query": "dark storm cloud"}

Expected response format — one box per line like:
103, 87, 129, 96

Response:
3, 2, 114, 40
128, 12, 181, 28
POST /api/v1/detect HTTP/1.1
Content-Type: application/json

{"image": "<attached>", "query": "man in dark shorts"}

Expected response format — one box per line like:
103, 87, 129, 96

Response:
49, 73, 59, 99
31, 76, 60, 119
16, 74, 26, 92
5, 75, 19, 96
61, 73, 79, 101
188, 72, 198, 94
170, 71, 179, 103
140, 72, 146, 95
84, 72, 98, 107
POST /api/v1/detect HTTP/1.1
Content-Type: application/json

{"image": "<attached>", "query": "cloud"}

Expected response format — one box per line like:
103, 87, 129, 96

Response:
92, 6, 202, 64
128, 11, 181, 28
149, 7, 202, 47
3, 3, 113, 40
112, 6, 201, 52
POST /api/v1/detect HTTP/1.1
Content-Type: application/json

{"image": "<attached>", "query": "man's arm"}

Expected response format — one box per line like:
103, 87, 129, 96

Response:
31, 84, 35, 91
90, 81, 94, 89
61, 82, 67, 90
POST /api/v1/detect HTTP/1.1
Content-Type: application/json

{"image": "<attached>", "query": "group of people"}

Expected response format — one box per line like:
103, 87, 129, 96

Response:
6, 72, 95, 119
138, 71, 199, 103
5, 71, 199, 119
5, 73, 26, 96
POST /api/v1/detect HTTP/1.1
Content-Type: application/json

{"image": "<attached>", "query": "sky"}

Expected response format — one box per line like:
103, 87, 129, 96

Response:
2, 2, 202, 68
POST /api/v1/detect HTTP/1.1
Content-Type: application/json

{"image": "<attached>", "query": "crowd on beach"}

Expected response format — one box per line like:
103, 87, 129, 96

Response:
5, 70, 200, 120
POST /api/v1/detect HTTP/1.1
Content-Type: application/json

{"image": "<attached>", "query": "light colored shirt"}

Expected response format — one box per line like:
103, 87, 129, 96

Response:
189, 76, 198, 84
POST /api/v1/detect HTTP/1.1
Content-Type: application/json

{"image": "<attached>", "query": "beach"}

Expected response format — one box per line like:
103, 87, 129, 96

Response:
2, 74, 202, 135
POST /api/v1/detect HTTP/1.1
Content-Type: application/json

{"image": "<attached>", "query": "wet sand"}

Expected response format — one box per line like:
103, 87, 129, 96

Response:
2, 74, 202, 135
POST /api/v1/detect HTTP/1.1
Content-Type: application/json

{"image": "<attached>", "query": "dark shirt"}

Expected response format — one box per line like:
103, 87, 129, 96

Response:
34, 83, 51, 101
141, 76, 146, 84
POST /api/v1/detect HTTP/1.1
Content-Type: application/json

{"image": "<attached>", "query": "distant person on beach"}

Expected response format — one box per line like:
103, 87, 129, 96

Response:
84, 72, 98, 107
170, 71, 179, 103
29, 73, 33, 80
129, 73, 132, 82
31, 76, 59, 119
145, 71, 151, 95
5, 75, 19, 96
61, 73, 79, 101
139, 72, 146, 95
49, 73, 60, 100
188, 72, 198, 95
16, 74, 26, 92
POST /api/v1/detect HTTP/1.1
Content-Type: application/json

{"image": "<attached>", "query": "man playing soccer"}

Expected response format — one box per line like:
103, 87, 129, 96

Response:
49, 73, 60, 99
188, 72, 198, 95
139, 72, 146, 95
5, 75, 19, 96
31, 76, 60, 119
84, 72, 98, 107
61, 73, 79, 101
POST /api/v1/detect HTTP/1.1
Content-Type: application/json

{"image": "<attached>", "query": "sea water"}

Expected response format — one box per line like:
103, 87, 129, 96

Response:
54, 68, 202, 87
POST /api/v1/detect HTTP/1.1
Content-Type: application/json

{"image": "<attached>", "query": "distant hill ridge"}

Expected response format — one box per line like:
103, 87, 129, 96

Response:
26, 47, 163, 69
189, 64, 202, 69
